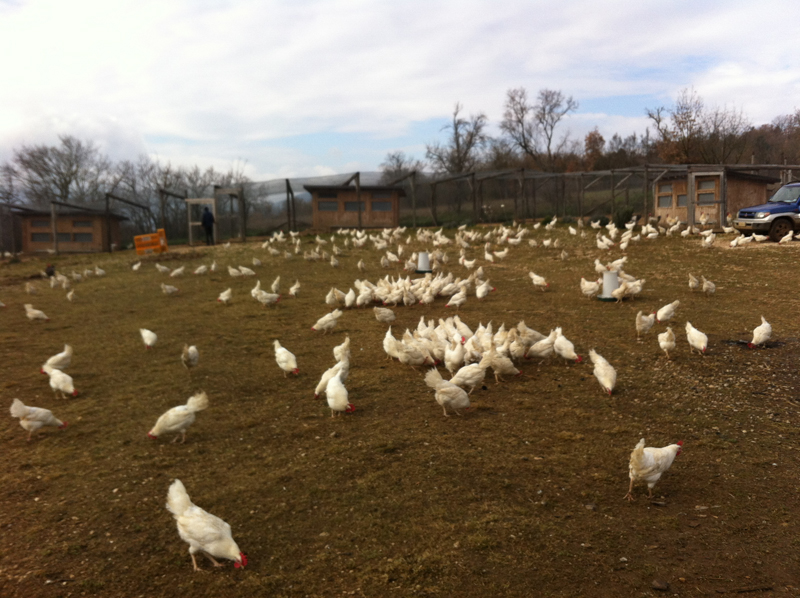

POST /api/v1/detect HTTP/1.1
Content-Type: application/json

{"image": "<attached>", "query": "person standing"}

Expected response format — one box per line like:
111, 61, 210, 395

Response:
201, 207, 215, 245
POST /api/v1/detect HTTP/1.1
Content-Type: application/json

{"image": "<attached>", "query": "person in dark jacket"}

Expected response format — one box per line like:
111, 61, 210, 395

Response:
201, 207, 215, 245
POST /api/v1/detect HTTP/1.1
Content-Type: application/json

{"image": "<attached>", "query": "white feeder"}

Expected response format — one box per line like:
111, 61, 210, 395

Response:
598, 269, 619, 301
416, 251, 432, 273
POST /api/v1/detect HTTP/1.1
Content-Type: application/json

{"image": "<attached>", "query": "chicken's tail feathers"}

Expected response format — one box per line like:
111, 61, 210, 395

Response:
10, 398, 28, 418
186, 391, 209, 412
630, 438, 646, 467
424, 368, 444, 389
166, 479, 192, 517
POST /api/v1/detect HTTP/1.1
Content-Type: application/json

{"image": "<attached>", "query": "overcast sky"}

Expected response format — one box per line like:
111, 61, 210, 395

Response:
2, 0, 798, 181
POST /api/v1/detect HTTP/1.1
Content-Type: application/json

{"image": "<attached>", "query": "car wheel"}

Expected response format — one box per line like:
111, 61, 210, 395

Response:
769, 218, 793, 242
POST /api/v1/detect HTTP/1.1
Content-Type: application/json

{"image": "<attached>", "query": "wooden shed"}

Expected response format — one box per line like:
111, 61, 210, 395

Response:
17, 208, 125, 253
307, 185, 404, 230
654, 169, 779, 227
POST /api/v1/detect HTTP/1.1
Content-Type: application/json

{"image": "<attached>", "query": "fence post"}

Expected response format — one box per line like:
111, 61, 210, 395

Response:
50, 202, 59, 256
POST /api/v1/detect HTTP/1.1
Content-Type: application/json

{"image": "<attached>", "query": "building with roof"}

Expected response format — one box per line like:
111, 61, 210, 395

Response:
16, 208, 126, 253
306, 185, 404, 229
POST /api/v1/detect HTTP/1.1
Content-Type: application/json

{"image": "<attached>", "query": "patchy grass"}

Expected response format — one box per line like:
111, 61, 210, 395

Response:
2, 228, 800, 597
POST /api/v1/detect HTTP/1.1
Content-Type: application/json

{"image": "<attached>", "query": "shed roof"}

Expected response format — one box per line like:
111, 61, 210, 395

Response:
305, 185, 406, 197
13, 206, 128, 220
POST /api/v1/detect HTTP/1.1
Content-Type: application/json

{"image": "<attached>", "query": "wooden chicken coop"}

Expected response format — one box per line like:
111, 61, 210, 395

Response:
653, 169, 779, 227
307, 184, 404, 230
16, 207, 126, 253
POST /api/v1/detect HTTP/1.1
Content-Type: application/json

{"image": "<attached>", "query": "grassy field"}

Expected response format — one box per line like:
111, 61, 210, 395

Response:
1, 225, 800, 598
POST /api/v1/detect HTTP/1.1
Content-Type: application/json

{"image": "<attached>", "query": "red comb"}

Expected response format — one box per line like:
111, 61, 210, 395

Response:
346, 404, 356, 413
60, 422, 68, 429
234, 553, 248, 568
677, 440, 684, 446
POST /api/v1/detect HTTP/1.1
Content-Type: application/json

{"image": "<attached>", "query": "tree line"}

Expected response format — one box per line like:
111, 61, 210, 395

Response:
381, 87, 800, 181
0, 138, 250, 239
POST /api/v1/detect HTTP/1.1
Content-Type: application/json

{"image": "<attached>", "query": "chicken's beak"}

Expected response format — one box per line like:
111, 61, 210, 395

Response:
147, 432, 157, 440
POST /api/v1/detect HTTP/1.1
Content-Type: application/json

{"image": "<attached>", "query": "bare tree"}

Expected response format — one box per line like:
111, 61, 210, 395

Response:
536, 89, 579, 170
647, 88, 752, 163
12, 135, 111, 207
425, 103, 488, 174
380, 151, 425, 183
501, 88, 578, 171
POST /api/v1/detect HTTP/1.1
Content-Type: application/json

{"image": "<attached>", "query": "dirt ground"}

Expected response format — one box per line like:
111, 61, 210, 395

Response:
1, 225, 800, 598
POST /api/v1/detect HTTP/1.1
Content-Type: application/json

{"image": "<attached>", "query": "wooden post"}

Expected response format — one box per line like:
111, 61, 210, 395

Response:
470, 173, 477, 223
158, 189, 166, 230
579, 174, 585, 219
517, 169, 525, 224
642, 166, 649, 220
238, 188, 246, 242
531, 179, 537, 221
50, 202, 59, 256
610, 171, 615, 222
105, 194, 112, 253
410, 173, 417, 228
430, 182, 439, 226
355, 172, 362, 230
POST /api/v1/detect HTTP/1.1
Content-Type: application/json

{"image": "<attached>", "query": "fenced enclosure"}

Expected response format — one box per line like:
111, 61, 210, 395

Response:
3, 164, 796, 255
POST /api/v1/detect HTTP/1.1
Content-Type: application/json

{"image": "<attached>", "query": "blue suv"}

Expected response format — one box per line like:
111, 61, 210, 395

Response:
733, 183, 800, 241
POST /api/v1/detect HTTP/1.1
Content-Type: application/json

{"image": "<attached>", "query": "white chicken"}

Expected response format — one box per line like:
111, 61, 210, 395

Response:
373, 307, 396, 323
685, 321, 708, 354
529, 272, 549, 291
274, 340, 299, 376
656, 300, 680, 323
238, 266, 256, 276
166, 479, 247, 571
156, 263, 171, 273
580, 277, 601, 299
450, 353, 491, 394
161, 283, 179, 295
658, 327, 676, 360
312, 309, 343, 334
589, 349, 616, 395
635, 311, 656, 339
24, 304, 49, 322
148, 392, 209, 443
227, 266, 242, 278
132, 261, 142, 271
10, 398, 67, 441
325, 372, 354, 417
42, 344, 72, 372
289, 280, 300, 297
170, 266, 185, 277
526, 329, 557, 360
217, 288, 232, 305
42, 365, 77, 398
194, 265, 208, 275
140, 328, 158, 349
688, 273, 699, 291
701, 276, 715, 295
624, 438, 683, 501
748, 316, 771, 348
425, 368, 470, 416
553, 328, 582, 363
182, 345, 199, 370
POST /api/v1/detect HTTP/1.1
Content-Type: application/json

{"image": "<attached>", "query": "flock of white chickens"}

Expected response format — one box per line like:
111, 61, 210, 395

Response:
4, 214, 783, 573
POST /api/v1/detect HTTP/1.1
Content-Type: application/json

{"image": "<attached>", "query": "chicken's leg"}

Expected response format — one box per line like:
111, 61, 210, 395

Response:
203, 552, 224, 567
191, 553, 200, 572
624, 478, 635, 501
442, 405, 450, 417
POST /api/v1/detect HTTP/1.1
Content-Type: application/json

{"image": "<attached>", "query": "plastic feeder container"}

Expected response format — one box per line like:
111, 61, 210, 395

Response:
416, 251, 432, 273
597, 270, 619, 302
